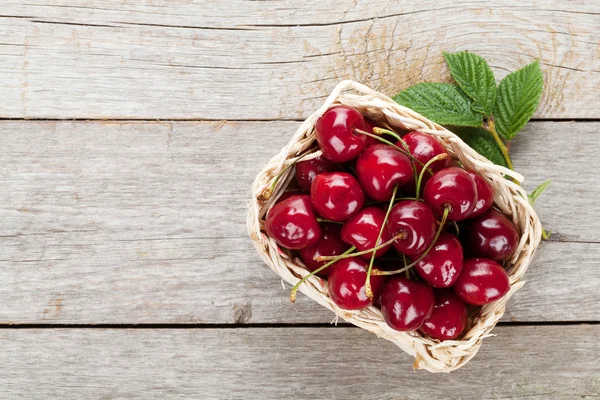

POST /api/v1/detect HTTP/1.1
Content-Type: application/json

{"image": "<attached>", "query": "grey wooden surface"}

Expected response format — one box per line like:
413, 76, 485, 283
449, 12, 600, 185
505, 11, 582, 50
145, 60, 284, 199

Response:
0, 1, 599, 399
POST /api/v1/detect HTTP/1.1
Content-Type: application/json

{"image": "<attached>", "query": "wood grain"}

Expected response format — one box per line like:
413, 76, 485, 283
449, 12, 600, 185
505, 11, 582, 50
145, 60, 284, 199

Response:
0, 120, 597, 324
0, 1, 598, 119
0, 326, 598, 399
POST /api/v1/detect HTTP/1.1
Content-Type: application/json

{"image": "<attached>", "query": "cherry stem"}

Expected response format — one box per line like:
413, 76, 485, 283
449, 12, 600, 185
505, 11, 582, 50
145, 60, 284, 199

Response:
373, 127, 419, 183
264, 152, 312, 200
373, 206, 450, 276
289, 246, 356, 303
316, 218, 343, 224
402, 254, 409, 279
414, 153, 449, 200
365, 185, 398, 299
316, 232, 405, 261
452, 220, 460, 236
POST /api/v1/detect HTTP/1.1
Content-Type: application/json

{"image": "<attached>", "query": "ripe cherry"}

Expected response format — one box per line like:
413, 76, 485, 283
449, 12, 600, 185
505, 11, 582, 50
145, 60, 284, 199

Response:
421, 290, 468, 341
265, 194, 322, 250
356, 144, 414, 201
470, 209, 519, 260
295, 155, 340, 192
341, 207, 393, 259
299, 223, 348, 278
423, 167, 477, 221
386, 200, 436, 257
380, 277, 434, 331
413, 232, 463, 288
327, 258, 386, 310
468, 171, 494, 218
315, 106, 368, 162
454, 258, 510, 306
310, 172, 365, 221
402, 131, 451, 174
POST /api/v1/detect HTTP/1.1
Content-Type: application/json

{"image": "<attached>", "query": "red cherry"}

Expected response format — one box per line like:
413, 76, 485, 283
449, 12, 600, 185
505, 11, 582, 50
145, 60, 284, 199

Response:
386, 200, 436, 256
402, 131, 451, 174
310, 172, 365, 221
341, 207, 393, 259
470, 209, 519, 260
423, 167, 477, 221
380, 277, 434, 331
295, 155, 340, 193
356, 144, 414, 201
421, 290, 468, 341
468, 171, 494, 218
327, 258, 386, 310
363, 118, 381, 146
454, 258, 510, 305
265, 195, 322, 250
413, 232, 463, 288
299, 223, 348, 278
315, 106, 368, 162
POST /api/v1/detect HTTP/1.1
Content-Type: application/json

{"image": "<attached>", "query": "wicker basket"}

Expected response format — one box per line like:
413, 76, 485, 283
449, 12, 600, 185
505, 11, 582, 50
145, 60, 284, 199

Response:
247, 80, 542, 372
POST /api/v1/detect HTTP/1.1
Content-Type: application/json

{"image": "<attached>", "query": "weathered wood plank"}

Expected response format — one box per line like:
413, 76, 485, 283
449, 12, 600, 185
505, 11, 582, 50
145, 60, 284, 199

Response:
0, 326, 598, 399
0, 121, 598, 323
0, 2, 598, 119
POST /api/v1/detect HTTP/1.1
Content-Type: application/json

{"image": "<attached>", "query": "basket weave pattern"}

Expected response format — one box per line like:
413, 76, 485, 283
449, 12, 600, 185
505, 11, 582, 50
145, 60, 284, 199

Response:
247, 80, 542, 372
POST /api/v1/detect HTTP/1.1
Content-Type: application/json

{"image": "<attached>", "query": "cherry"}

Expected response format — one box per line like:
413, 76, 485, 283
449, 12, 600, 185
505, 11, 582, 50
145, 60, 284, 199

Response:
327, 258, 386, 310
341, 206, 393, 260
421, 290, 468, 341
380, 277, 434, 331
468, 171, 494, 218
295, 155, 340, 192
299, 223, 348, 278
386, 200, 436, 257
402, 131, 451, 174
315, 106, 368, 162
423, 167, 477, 221
265, 194, 322, 250
413, 232, 463, 288
363, 118, 381, 147
356, 144, 414, 201
454, 258, 510, 306
470, 209, 519, 260
310, 172, 365, 221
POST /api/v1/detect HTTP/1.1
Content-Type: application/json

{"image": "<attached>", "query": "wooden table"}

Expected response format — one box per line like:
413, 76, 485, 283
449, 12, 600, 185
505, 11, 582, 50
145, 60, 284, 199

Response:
1, 2, 599, 398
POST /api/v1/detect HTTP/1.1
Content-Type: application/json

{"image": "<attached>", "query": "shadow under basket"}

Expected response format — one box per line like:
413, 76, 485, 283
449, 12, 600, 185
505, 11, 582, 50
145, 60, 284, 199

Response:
247, 80, 542, 373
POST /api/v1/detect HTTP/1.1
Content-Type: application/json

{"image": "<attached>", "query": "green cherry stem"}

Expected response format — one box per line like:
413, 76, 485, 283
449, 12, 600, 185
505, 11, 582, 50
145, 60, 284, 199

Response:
316, 232, 406, 262
373, 127, 419, 183
414, 153, 449, 200
365, 185, 398, 299
373, 206, 450, 276
262, 152, 312, 201
316, 218, 343, 224
289, 246, 356, 303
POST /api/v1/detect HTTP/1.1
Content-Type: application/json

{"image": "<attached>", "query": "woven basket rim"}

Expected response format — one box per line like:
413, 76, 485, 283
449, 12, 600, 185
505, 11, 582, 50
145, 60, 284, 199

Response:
247, 80, 542, 373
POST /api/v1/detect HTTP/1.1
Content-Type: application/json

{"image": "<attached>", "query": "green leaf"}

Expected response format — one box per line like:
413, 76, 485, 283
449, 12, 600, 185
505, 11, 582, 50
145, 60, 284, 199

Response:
452, 127, 508, 168
528, 180, 551, 205
393, 83, 483, 127
493, 60, 544, 140
443, 51, 497, 115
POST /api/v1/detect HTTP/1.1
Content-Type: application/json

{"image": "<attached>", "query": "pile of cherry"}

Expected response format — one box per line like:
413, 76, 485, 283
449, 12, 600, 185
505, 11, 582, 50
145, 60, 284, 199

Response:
265, 105, 519, 341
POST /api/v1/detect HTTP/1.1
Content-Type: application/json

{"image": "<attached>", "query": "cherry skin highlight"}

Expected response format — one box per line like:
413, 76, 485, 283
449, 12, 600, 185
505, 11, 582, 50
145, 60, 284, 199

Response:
386, 200, 437, 257
402, 131, 451, 174
423, 167, 477, 221
470, 209, 519, 261
413, 232, 464, 288
380, 277, 435, 331
315, 106, 368, 162
420, 290, 468, 341
265, 194, 322, 250
468, 171, 494, 218
300, 223, 348, 278
356, 144, 414, 201
341, 206, 393, 259
310, 172, 365, 222
454, 258, 510, 306
295, 155, 340, 192
327, 258, 386, 310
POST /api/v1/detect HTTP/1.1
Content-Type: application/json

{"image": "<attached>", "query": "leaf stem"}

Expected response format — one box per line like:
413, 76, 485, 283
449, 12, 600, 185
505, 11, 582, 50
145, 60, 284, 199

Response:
486, 119, 513, 170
